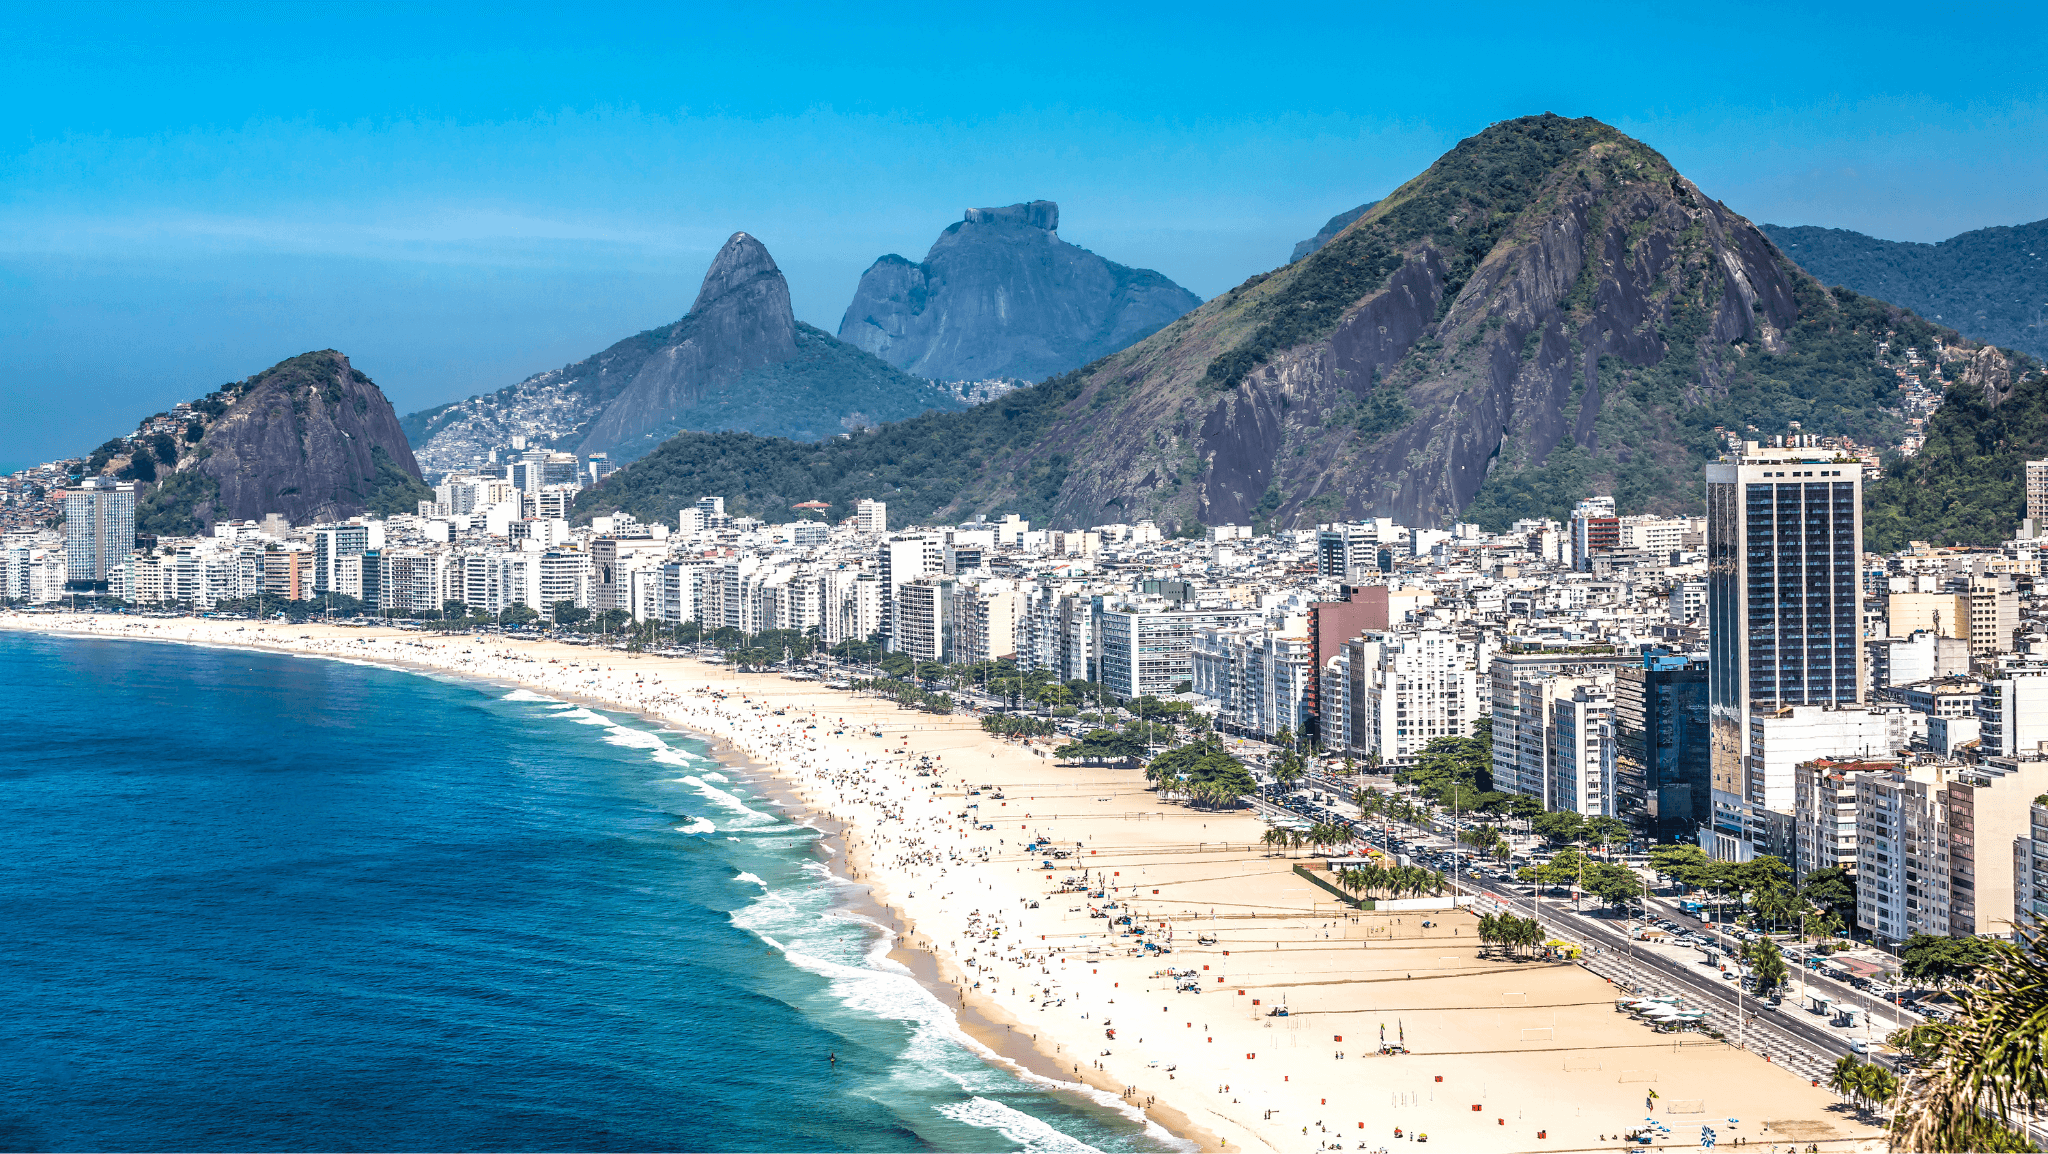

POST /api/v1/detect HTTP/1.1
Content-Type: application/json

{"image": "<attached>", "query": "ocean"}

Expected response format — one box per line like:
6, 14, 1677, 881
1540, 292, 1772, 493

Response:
0, 632, 1179, 1153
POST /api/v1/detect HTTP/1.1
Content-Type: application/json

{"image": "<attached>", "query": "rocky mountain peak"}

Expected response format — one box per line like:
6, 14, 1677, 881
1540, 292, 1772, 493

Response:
692, 231, 789, 314
838, 201, 1198, 383
962, 201, 1059, 231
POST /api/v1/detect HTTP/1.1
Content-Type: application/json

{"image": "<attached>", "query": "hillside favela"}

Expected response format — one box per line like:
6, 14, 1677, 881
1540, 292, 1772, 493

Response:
4, 9, 2046, 1154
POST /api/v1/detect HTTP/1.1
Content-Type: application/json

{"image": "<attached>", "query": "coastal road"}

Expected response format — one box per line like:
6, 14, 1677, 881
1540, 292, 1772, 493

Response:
1265, 782, 1888, 1081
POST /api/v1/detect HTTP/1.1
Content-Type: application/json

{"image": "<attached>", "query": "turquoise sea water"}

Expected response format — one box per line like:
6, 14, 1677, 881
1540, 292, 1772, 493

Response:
0, 631, 1176, 1152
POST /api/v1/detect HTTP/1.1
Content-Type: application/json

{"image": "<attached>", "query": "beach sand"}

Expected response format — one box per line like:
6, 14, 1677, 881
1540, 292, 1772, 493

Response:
3, 612, 1885, 1153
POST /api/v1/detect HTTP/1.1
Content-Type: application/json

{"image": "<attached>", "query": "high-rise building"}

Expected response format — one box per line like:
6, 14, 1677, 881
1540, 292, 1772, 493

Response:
1304, 587, 1389, 745
586, 454, 615, 485
1614, 652, 1710, 839
1569, 496, 1619, 572
2024, 459, 2048, 537
878, 535, 942, 651
1098, 603, 1254, 699
1706, 439, 1865, 858
855, 499, 887, 536
1315, 522, 1386, 579
1944, 755, 2048, 938
1980, 670, 2048, 759
311, 524, 372, 595
61, 478, 136, 583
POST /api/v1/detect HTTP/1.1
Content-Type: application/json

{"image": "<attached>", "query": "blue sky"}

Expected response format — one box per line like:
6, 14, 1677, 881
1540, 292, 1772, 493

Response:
4, 0, 2045, 467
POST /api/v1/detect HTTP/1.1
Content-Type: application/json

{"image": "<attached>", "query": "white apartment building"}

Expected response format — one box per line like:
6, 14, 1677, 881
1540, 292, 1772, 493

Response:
2017, 799, 2048, 932
855, 499, 887, 536
1550, 683, 1614, 816
1342, 629, 1480, 769
1856, 764, 1955, 946
1793, 759, 1871, 882
1980, 670, 2048, 759
1098, 603, 1254, 699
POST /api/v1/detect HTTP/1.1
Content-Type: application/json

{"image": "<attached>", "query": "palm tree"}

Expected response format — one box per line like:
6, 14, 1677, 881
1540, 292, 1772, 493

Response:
1889, 927, 2048, 1152
1831, 1054, 1867, 1111
1260, 827, 1287, 857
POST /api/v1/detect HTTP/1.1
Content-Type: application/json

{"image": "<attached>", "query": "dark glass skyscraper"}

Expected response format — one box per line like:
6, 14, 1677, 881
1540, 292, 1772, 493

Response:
1614, 651, 1709, 841
1704, 439, 1865, 857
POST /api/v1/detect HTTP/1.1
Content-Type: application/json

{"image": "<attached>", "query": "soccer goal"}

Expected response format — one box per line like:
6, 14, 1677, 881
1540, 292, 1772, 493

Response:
1664, 1100, 1706, 1115
1618, 1070, 1660, 1083
1519, 1027, 1554, 1042
1500, 991, 1528, 1005
1561, 1057, 1602, 1072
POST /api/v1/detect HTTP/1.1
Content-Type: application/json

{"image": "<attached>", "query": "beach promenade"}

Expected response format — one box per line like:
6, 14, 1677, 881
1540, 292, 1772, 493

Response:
2, 612, 1886, 1153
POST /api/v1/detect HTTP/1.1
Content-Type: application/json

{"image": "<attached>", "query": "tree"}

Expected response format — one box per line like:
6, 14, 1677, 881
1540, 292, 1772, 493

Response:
1901, 934, 2013, 987
1055, 729, 1146, 765
1890, 928, 2048, 1151
552, 601, 590, 625
1743, 937, 1789, 995
1800, 866, 1858, 923
1273, 747, 1307, 791
442, 599, 469, 619
1530, 811, 1587, 845
1583, 861, 1645, 909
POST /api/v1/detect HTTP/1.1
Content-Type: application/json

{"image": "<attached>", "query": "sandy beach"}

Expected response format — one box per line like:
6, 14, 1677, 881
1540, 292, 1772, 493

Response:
2, 611, 1885, 1153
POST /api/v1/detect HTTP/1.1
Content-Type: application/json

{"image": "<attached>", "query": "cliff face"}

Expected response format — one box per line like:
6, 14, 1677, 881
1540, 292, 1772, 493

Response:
575, 232, 800, 455
576, 115, 2033, 536
136, 350, 428, 531
947, 115, 2028, 530
837, 200, 1201, 383
408, 233, 964, 469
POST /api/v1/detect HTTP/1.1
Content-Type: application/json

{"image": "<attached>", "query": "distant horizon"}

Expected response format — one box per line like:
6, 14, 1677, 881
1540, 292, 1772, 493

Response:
5, 1, 2045, 465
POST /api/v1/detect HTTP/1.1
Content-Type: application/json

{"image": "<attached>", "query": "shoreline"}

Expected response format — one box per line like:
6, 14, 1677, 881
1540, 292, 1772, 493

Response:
0, 615, 1204, 1149
1, 612, 1885, 1153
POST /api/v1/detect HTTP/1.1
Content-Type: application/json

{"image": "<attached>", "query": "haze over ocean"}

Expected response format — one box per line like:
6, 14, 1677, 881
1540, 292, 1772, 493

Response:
0, 632, 1171, 1152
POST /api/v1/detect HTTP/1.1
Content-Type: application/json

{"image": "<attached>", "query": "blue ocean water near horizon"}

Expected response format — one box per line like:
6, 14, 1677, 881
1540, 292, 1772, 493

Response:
0, 632, 1178, 1152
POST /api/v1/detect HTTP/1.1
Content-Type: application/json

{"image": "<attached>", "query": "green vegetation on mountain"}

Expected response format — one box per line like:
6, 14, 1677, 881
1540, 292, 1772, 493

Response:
135, 470, 219, 537
1207, 117, 1623, 392
1463, 284, 1941, 530
574, 366, 1093, 526
1763, 219, 2048, 362
625, 324, 962, 445
583, 115, 2036, 536
362, 445, 435, 518
1865, 362, 2048, 551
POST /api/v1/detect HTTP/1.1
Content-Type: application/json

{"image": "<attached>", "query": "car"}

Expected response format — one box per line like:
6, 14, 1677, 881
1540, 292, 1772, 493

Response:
1849, 1040, 1869, 1055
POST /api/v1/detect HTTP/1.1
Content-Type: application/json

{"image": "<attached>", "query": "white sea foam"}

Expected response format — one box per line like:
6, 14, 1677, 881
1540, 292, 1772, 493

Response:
674, 818, 716, 834
556, 707, 611, 726
734, 872, 767, 887
936, 1097, 1102, 1152
679, 775, 774, 825
602, 726, 666, 750
500, 689, 558, 703
700, 771, 729, 783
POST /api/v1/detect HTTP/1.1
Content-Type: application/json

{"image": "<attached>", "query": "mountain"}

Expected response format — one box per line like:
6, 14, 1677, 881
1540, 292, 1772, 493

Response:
1865, 359, 2048, 551
405, 233, 966, 472
836, 201, 1201, 384
1762, 219, 2048, 362
1289, 201, 1379, 262
118, 350, 429, 535
576, 114, 2031, 536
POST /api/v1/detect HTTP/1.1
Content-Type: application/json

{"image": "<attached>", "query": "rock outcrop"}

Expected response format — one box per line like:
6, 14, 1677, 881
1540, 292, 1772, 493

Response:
837, 201, 1201, 383
1289, 200, 1378, 262
133, 350, 428, 532
407, 233, 964, 470
578, 115, 2033, 535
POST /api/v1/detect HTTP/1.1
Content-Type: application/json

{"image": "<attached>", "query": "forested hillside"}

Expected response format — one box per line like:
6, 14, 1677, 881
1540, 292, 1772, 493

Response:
1764, 219, 2048, 362
580, 116, 2035, 536
1865, 358, 2048, 550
